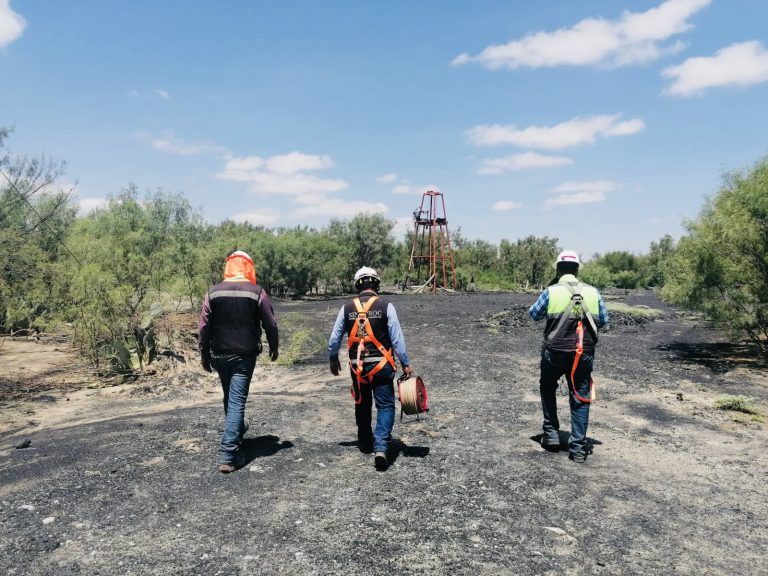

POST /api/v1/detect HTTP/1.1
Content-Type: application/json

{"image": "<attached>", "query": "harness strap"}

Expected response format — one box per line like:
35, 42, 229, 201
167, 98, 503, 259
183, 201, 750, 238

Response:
347, 296, 396, 404
544, 282, 598, 349
568, 320, 594, 403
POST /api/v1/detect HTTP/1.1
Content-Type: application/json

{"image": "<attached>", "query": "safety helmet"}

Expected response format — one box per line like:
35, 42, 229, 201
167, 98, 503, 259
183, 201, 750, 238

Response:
554, 250, 581, 269
354, 266, 380, 288
227, 250, 253, 264
224, 250, 257, 283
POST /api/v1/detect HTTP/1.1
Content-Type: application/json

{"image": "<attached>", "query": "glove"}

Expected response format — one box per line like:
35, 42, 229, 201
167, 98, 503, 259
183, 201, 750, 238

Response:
402, 365, 413, 379
270, 349, 279, 362
330, 357, 341, 376
201, 355, 212, 373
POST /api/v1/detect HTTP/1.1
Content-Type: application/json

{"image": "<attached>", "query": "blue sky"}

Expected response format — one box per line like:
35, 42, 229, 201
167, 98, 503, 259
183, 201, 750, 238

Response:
2, 0, 767, 257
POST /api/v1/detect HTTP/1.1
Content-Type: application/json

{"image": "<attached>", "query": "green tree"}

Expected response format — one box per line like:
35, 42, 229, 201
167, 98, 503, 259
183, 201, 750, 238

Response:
0, 130, 77, 332
643, 234, 676, 287
327, 214, 396, 290
663, 158, 768, 357
68, 186, 200, 371
580, 262, 612, 289
499, 235, 559, 288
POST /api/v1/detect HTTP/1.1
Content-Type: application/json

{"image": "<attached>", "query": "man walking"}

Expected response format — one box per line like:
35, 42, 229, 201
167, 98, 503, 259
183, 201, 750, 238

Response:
199, 250, 279, 473
328, 267, 412, 471
529, 250, 609, 463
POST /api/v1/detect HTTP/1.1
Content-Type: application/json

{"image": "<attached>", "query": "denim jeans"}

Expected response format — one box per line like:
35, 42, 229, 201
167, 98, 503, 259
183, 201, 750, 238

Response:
539, 349, 594, 456
352, 364, 396, 453
212, 353, 257, 464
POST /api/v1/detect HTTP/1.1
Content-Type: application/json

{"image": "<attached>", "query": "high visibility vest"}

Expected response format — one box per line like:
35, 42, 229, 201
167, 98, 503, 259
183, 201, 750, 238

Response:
544, 275, 600, 353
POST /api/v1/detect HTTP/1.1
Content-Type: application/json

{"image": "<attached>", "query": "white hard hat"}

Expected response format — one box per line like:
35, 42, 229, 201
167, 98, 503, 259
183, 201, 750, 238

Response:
354, 266, 380, 283
226, 250, 253, 263
554, 250, 581, 269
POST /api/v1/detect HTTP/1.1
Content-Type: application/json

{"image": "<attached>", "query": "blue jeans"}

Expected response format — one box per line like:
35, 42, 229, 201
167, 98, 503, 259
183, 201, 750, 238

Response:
212, 353, 257, 464
539, 349, 594, 456
352, 364, 396, 453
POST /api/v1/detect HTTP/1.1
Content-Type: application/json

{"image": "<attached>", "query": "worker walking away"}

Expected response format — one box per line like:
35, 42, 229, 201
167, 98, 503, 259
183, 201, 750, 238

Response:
529, 250, 609, 463
199, 250, 279, 473
328, 267, 412, 471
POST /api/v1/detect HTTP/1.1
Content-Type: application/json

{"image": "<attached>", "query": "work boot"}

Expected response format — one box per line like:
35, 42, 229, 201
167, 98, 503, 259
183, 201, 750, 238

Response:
374, 451, 388, 471
568, 451, 587, 464
358, 431, 374, 454
218, 453, 246, 474
540, 434, 561, 452
358, 440, 374, 454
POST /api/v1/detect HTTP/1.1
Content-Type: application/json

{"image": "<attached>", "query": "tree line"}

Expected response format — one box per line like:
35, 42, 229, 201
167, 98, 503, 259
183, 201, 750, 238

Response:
2, 128, 767, 366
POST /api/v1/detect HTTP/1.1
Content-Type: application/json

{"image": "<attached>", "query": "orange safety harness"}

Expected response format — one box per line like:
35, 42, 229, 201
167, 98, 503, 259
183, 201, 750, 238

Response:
545, 284, 598, 404
571, 319, 595, 403
348, 296, 396, 404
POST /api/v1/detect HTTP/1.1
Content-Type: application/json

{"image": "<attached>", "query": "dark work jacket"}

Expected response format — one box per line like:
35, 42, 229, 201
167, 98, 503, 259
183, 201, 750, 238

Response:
198, 281, 279, 358
343, 291, 393, 362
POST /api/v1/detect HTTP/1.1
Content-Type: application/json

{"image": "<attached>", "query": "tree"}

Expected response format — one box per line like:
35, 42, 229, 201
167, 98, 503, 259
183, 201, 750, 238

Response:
327, 214, 396, 290
0, 129, 77, 332
643, 234, 676, 287
499, 235, 558, 288
580, 262, 612, 289
663, 158, 768, 357
68, 186, 200, 371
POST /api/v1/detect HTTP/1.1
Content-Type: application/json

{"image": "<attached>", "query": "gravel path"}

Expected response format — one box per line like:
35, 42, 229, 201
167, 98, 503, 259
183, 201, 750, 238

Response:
1, 291, 766, 575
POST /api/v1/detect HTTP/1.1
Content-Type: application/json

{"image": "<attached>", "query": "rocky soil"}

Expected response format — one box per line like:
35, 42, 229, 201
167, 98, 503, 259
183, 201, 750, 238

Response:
1, 290, 766, 575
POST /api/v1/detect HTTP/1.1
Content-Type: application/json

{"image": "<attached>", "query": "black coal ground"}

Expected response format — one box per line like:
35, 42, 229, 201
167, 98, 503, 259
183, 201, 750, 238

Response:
1, 291, 766, 575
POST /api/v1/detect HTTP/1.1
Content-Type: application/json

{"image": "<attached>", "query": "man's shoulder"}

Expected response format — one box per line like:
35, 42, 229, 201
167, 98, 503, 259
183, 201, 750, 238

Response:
210, 281, 263, 295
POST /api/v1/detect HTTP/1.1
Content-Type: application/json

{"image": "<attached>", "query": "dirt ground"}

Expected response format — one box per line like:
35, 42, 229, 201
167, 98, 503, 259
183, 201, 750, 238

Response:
1, 291, 766, 575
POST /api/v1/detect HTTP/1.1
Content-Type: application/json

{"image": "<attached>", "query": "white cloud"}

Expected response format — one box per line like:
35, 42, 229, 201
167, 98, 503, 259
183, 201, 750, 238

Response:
221, 156, 263, 176
218, 153, 347, 196
264, 151, 333, 175
377, 173, 398, 183
545, 180, 617, 206
545, 191, 607, 206
129, 89, 173, 101
0, 0, 26, 49
392, 216, 413, 238
292, 195, 388, 218
230, 208, 281, 226
467, 114, 645, 150
478, 152, 573, 174
232, 171, 346, 196
662, 41, 768, 96
392, 184, 416, 195
492, 200, 522, 211
392, 183, 439, 195
136, 131, 230, 157
452, 0, 710, 69
551, 180, 619, 194
77, 197, 108, 216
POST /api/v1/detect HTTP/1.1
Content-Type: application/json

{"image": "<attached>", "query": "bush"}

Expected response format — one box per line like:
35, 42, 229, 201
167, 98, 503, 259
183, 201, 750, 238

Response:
663, 158, 768, 359
713, 395, 759, 415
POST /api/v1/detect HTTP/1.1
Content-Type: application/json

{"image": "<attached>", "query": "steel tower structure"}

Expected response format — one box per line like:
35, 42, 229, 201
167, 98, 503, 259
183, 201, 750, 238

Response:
402, 190, 456, 292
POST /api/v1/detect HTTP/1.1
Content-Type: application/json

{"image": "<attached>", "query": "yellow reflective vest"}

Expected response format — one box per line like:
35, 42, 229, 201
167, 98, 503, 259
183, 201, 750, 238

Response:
544, 274, 600, 353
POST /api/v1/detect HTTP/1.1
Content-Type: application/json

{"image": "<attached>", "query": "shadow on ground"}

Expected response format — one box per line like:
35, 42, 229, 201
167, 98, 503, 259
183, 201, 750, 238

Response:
529, 432, 603, 453
656, 341, 767, 372
240, 435, 294, 464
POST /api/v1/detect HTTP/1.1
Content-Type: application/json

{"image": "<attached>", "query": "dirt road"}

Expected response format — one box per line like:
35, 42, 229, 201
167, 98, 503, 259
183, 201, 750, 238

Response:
1, 291, 766, 575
